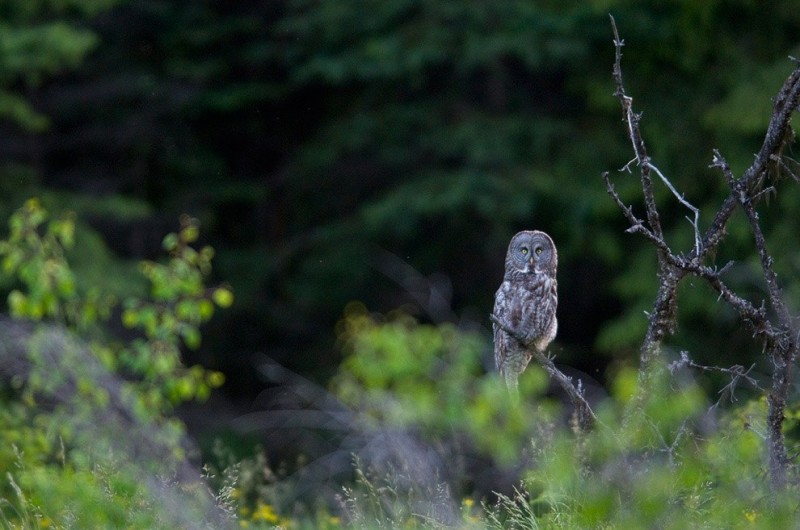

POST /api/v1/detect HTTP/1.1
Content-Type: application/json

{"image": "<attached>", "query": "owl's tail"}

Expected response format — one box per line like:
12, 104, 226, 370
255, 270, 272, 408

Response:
502, 369, 520, 398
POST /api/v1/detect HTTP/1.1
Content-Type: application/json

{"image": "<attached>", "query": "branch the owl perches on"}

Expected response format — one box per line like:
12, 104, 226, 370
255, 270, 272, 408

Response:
489, 314, 596, 430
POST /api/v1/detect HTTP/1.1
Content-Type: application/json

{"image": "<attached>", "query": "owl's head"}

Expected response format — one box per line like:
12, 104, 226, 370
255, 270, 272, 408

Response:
505, 230, 557, 277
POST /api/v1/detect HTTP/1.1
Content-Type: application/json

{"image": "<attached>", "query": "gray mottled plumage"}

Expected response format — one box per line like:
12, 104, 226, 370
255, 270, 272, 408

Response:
492, 230, 558, 390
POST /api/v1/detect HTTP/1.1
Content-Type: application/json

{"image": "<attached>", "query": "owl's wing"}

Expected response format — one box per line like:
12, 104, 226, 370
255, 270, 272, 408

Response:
492, 318, 506, 373
492, 281, 514, 373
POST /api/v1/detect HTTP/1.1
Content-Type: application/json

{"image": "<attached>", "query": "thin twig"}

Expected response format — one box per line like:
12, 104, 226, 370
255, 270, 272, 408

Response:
700, 64, 800, 260
669, 351, 764, 408
603, 172, 674, 255
647, 418, 689, 468
610, 15, 664, 243
646, 162, 702, 253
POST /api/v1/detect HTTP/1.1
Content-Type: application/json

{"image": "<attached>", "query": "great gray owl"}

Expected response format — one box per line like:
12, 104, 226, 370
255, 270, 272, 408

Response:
492, 230, 558, 391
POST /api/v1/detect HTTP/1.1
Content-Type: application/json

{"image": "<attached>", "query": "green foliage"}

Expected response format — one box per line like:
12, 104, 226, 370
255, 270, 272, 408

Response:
0, 198, 82, 323
2, 0, 799, 384
0, 197, 133, 338
0, 199, 233, 528
512, 385, 794, 530
329, 308, 800, 529
121, 214, 232, 407
0, 0, 117, 131
334, 302, 554, 466
0, 200, 231, 411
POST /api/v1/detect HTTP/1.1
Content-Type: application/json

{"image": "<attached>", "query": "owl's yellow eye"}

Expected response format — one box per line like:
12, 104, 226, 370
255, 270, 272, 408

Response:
520, 247, 528, 255
535, 247, 543, 255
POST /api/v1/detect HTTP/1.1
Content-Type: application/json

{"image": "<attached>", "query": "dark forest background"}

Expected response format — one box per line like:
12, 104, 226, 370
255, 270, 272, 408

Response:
2, 1, 800, 450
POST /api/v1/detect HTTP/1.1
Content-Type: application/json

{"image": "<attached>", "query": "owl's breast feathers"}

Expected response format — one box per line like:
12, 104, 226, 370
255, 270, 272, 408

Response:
493, 273, 557, 352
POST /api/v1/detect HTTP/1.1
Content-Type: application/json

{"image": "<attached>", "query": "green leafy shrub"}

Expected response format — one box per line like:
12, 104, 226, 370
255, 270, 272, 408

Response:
331, 307, 800, 529
2, 197, 794, 529
119, 213, 232, 409
0, 199, 234, 528
333, 302, 556, 467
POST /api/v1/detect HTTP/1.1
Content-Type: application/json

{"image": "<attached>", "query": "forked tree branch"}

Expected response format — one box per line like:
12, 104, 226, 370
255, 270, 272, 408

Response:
606, 16, 800, 489
700, 63, 800, 260
669, 351, 764, 409
610, 17, 663, 243
609, 15, 686, 380
710, 149, 799, 489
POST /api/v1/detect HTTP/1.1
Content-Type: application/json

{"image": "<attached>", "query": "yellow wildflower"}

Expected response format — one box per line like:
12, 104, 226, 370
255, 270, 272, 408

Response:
252, 501, 280, 524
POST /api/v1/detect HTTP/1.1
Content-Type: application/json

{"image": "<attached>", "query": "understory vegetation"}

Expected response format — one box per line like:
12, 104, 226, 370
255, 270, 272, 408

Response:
1, 198, 799, 528
1, 268, 798, 528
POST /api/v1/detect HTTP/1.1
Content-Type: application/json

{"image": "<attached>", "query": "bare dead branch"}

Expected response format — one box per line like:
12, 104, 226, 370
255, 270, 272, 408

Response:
603, 172, 675, 255
736, 191, 792, 328
669, 351, 764, 408
609, 16, 689, 387
611, 16, 702, 253
646, 162, 702, 253
489, 313, 597, 430
700, 64, 800, 260
670, 257, 773, 339
744, 67, 800, 188
607, 18, 800, 488
610, 15, 663, 243
710, 148, 799, 488
740, 196, 796, 489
